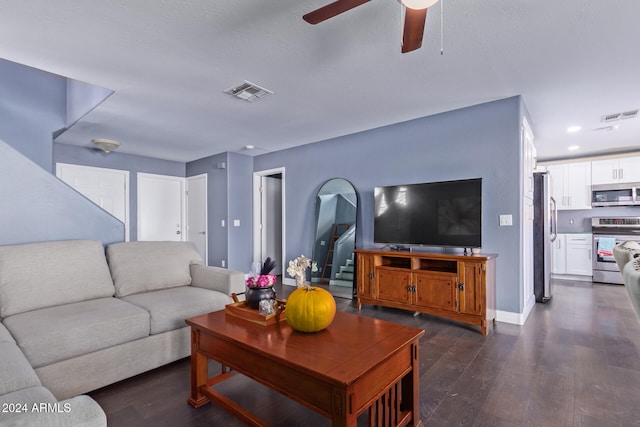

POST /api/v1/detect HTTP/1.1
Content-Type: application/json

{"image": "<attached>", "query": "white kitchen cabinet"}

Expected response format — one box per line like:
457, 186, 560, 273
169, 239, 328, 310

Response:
551, 234, 566, 274
546, 162, 592, 210
552, 233, 592, 277
591, 156, 640, 185
565, 234, 592, 276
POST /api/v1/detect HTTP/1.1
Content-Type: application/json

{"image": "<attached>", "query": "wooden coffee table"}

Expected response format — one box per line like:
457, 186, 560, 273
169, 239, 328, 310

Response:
186, 310, 424, 427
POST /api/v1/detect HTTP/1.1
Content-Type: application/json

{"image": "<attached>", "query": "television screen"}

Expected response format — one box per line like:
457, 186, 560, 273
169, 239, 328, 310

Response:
374, 178, 482, 248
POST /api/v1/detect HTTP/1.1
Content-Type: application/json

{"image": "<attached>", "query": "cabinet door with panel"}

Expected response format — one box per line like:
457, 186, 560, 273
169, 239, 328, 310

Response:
413, 271, 457, 311
551, 234, 566, 274
591, 159, 620, 185
565, 234, 592, 276
376, 268, 410, 304
592, 156, 640, 184
546, 162, 591, 210
356, 253, 375, 298
617, 157, 640, 183
546, 164, 566, 208
566, 162, 592, 209
458, 262, 484, 316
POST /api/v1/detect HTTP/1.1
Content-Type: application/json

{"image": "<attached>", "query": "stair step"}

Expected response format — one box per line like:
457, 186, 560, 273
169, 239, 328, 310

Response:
340, 265, 354, 273
329, 279, 353, 288
336, 271, 354, 280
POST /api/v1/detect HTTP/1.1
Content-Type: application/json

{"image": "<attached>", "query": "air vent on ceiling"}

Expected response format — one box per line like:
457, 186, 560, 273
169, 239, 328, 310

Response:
224, 81, 273, 102
601, 109, 638, 122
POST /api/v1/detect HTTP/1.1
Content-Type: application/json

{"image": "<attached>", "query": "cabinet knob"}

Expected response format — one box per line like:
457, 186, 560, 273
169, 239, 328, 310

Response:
458, 283, 465, 291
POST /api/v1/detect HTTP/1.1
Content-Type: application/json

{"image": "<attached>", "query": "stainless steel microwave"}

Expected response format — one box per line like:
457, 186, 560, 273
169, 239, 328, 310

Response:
591, 182, 640, 207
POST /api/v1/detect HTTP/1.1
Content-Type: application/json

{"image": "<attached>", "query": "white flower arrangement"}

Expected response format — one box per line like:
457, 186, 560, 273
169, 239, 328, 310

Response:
287, 254, 318, 287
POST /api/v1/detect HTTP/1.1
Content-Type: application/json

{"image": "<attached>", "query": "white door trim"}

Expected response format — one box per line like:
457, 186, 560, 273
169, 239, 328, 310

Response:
56, 163, 130, 241
253, 167, 287, 283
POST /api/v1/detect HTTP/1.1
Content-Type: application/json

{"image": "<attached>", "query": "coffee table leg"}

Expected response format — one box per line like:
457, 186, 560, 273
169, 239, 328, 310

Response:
188, 329, 209, 408
402, 342, 423, 427
329, 390, 356, 427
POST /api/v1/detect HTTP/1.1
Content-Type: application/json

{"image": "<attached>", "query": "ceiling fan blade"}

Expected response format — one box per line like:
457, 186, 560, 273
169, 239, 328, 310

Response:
303, 0, 371, 24
401, 7, 427, 53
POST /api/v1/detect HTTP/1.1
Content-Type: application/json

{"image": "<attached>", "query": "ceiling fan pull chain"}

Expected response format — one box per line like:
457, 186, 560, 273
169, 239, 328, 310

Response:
440, 0, 444, 55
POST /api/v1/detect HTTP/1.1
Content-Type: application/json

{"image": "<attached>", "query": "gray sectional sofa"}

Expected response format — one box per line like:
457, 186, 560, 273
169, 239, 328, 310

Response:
0, 239, 245, 426
612, 240, 640, 319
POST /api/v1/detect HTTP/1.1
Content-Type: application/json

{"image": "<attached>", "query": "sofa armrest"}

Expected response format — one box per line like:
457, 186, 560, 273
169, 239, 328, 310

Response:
0, 395, 106, 427
190, 264, 245, 296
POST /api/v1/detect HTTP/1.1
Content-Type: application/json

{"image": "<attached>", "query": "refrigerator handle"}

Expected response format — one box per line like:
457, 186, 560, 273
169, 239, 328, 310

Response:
550, 196, 558, 242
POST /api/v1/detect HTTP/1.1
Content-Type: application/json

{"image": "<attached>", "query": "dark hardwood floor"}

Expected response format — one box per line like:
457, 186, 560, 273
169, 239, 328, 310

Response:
90, 279, 640, 426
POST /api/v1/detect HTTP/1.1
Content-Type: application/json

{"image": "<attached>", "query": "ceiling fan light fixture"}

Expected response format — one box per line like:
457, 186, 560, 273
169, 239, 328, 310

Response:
92, 138, 120, 153
401, 0, 439, 10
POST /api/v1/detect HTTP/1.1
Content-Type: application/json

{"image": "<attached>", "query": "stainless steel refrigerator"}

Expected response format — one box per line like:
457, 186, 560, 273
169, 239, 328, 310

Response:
533, 172, 557, 302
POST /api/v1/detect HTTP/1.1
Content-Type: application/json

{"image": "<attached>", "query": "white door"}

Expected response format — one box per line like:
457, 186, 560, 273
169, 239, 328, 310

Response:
137, 173, 185, 241
56, 163, 130, 240
253, 168, 286, 278
261, 176, 283, 275
187, 174, 207, 263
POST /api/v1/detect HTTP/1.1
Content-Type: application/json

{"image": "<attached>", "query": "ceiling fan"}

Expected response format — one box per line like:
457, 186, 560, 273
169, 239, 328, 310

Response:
303, 0, 439, 53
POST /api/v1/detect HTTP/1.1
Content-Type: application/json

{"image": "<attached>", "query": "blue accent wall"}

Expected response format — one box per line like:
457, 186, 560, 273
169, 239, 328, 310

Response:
0, 139, 124, 246
185, 152, 253, 271
0, 58, 66, 172
254, 97, 524, 313
186, 153, 229, 267
0, 59, 123, 246
226, 152, 254, 272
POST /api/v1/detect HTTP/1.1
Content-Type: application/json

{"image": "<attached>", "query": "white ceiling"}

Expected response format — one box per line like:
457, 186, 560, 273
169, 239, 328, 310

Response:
1, 0, 639, 163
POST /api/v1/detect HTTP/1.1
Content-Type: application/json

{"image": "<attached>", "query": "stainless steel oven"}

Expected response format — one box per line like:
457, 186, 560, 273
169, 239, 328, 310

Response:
592, 217, 640, 284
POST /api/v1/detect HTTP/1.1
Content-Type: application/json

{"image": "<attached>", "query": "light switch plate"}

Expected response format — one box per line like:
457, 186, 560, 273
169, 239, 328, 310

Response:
233, 219, 240, 227
499, 214, 513, 226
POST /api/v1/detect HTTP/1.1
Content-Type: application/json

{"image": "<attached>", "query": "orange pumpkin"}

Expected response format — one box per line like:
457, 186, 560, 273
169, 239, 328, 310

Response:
286, 286, 336, 333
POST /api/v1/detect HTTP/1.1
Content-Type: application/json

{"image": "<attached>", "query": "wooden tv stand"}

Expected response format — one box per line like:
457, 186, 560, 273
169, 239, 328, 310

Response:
355, 249, 497, 335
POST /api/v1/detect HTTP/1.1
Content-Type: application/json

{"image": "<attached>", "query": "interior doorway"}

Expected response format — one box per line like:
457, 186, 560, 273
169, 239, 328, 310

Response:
253, 168, 285, 279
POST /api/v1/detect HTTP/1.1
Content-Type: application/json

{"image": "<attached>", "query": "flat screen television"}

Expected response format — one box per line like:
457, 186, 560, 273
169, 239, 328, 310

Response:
374, 178, 482, 248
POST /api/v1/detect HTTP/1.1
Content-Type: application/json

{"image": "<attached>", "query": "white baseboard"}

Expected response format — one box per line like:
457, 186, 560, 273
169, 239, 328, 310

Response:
496, 296, 535, 326
551, 273, 592, 282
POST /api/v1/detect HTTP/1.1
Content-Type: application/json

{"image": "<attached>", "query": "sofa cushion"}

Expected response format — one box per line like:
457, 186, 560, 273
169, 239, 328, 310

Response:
0, 386, 56, 409
613, 240, 640, 272
0, 240, 115, 318
122, 286, 230, 334
3, 298, 150, 369
107, 241, 202, 297
0, 393, 107, 427
0, 322, 15, 344
623, 258, 640, 319
0, 342, 41, 395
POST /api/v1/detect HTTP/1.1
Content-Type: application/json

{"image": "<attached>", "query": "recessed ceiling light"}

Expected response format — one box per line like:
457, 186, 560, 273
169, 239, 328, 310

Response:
566, 126, 582, 133
568, 145, 580, 151
245, 145, 255, 150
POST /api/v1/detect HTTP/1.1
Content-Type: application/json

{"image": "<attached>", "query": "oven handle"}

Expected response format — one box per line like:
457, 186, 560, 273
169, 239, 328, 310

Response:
550, 196, 557, 242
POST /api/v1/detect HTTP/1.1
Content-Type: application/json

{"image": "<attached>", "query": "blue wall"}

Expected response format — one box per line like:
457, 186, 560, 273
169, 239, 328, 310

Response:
0, 59, 124, 247
0, 140, 124, 246
226, 152, 254, 272
0, 59, 66, 172
186, 153, 229, 267
254, 97, 524, 313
